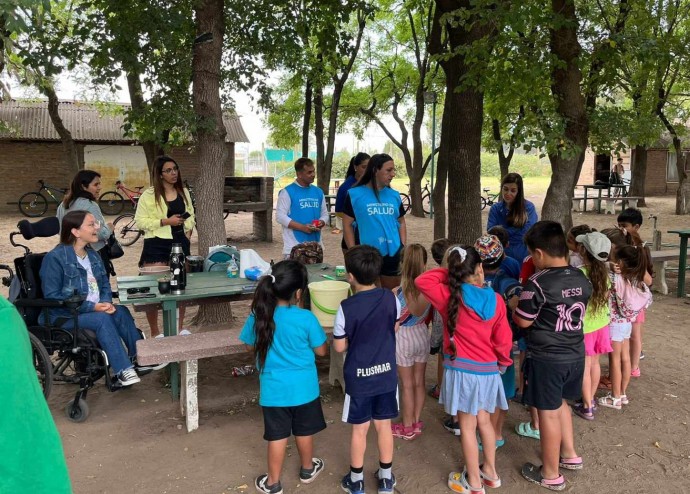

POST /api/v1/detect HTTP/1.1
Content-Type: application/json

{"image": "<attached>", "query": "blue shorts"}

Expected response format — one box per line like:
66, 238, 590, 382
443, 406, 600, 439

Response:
342, 390, 398, 424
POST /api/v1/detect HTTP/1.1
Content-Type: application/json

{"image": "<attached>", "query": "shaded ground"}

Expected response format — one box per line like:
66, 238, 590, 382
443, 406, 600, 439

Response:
1, 193, 689, 494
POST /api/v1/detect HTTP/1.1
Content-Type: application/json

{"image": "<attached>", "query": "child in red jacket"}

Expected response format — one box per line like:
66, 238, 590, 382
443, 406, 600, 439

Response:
416, 246, 512, 494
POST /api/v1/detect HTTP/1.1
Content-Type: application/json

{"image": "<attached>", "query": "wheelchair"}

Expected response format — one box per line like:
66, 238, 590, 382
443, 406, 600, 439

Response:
1, 216, 129, 423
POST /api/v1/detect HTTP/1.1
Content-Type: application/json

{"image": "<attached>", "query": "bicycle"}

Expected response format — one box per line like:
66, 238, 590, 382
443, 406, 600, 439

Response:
112, 213, 142, 246
99, 181, 145, 216
18, 180, 67, 217
400, 179, 432, 215
480, 187, 501, 210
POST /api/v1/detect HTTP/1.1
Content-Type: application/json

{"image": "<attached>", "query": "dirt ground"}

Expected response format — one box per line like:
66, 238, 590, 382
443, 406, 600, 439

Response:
2, 193, 690, 494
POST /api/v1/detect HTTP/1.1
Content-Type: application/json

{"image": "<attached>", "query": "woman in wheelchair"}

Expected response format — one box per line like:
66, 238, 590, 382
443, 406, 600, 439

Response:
40, 210, 148, 386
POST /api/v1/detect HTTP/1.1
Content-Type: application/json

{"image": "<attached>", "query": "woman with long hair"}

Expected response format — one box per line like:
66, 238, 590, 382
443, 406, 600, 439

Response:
239, 260, 328, 494
487, 173, 538, 263
342, 153, 407, 289
57, 170, 115, 275
334, 152, 370, 248
134, 155, 196, 337
40, 211, 155, 387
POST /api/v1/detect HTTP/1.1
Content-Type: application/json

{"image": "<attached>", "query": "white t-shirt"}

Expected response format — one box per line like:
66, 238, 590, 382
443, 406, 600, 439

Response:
76, 255, 100, 305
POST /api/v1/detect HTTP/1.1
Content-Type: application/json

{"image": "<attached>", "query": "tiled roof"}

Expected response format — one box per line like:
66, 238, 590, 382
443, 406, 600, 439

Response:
0, 100, 249, 143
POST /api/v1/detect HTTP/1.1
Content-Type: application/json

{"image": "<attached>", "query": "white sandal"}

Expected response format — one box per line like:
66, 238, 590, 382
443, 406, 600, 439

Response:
597, 394, 622, 410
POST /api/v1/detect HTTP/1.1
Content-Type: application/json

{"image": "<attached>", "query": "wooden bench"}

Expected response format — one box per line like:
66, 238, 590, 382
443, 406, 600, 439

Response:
136, 327, 336, 432
603, 196, 642, 215
223, 177, 274, 241
651, 250, 684, 295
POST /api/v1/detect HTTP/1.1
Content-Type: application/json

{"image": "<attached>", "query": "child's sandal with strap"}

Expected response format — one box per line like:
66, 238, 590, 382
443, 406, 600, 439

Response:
597, 394, 622, 410
448, 470, 485, 494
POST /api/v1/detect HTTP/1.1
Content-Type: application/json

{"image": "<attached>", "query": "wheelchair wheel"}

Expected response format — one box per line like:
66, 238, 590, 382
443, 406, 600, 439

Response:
29, 332, 53, 399
65, 398, 89, 423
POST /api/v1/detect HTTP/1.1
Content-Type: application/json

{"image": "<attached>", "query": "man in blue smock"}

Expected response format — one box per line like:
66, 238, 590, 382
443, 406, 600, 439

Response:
276, 157, 330, 258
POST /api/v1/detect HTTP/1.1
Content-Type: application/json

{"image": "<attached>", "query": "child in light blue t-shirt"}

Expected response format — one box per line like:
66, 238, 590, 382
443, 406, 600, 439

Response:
240, 260, 328, 494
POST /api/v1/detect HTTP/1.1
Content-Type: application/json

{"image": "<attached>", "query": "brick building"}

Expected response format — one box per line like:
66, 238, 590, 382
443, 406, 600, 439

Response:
0, 100, 248, 213
578, 138, 690, 195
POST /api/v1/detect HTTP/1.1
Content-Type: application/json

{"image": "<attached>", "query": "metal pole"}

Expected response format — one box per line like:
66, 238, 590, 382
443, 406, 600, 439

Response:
430, 100, 436, 219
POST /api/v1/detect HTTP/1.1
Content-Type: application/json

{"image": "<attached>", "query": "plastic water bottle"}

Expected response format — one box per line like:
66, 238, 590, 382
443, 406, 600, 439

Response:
227, 255, 239, 278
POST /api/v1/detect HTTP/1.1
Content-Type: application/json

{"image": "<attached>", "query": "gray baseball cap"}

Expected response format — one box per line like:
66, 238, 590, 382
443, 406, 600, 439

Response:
576, 232, 611, 262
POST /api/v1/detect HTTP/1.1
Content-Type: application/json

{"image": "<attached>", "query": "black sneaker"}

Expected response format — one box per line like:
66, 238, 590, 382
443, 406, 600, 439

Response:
255, 474, 282, 494
443, 416, 461, 436
299, 457, 324, 484
341, 473, 364, 494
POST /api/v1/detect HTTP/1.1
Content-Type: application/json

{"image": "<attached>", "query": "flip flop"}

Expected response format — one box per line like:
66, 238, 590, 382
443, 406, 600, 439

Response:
559, 456, 583, 470
521, 463, 566, 491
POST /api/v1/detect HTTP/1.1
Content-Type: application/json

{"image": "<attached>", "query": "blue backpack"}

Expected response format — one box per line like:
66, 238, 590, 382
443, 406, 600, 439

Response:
204, 245, 240, 272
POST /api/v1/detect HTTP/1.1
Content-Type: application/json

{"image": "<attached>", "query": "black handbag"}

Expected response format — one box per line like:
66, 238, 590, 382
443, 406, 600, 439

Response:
106, 233, 124, 259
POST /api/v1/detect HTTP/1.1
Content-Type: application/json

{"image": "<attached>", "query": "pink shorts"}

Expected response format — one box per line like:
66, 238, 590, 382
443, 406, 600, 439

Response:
634, 309, 646, 324
584, 325, 613, 356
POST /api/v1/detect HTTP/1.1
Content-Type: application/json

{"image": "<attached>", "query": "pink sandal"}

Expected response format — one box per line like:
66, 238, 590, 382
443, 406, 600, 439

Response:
521, 463, 565, 491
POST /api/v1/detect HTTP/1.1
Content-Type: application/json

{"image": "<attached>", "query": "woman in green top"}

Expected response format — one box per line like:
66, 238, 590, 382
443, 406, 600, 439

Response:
0, 296, 72, 493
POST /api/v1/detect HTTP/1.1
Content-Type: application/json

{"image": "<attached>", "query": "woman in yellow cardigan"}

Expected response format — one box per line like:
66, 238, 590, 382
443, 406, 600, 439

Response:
135, 155, 196, 337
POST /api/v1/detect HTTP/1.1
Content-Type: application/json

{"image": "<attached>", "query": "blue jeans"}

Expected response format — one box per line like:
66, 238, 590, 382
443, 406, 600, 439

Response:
60, 305, 142, 374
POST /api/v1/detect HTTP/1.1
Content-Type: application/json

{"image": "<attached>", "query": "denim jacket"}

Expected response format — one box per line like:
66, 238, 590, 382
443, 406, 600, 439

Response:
40, 244, 112, 319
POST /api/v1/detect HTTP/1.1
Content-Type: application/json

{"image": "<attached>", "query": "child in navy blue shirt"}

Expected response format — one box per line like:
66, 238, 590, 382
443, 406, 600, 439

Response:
240, 260, 328, 494
334, 245, 401, 494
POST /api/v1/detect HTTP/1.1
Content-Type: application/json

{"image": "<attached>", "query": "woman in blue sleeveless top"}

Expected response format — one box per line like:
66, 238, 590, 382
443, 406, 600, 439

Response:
342, 153, 406, 289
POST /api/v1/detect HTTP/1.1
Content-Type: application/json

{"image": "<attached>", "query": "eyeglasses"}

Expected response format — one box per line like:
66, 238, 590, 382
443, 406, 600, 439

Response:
126, 287, 151, 294
162, 166, 179, 174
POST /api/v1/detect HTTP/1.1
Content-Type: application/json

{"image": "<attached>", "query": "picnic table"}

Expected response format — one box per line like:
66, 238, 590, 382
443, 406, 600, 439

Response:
668, 229, 690, 297
117, 263, 342, 398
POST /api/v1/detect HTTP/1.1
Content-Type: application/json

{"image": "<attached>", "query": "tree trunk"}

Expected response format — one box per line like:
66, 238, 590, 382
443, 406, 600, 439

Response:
190, 0, 232, 325
408, 87, 426, 218
313, 83, 326, 192
321, 82, 343, 192
126, 70, 158, 179
541, 0, 589, 231
301, 79, 312, 157
432, 145, 448, 239
672, 137, 690, 215
431, 0, 497, 244
630, 144, 647, 207
43, 82, 80, 173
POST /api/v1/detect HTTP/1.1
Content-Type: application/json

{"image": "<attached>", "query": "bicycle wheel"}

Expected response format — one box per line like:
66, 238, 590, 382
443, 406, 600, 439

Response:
29, 332, 53, 399
400, 193, 411, 213
480, 197, 488, 211
99, 191, 125, 216
18, 192, 48, 217
422, 193, 432, 215
113, 213, 142, 246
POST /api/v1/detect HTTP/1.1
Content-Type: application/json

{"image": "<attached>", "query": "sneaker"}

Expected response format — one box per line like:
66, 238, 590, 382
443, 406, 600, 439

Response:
443, 417, 461, 436
377, 473, 396, 494
154, 334, 165, 339
178, 329, 192, 336
639, 351, 645, 360
255, 474, 282, 494
299, 458, 324, 484
117, 368, 141, 386
341, 473, 364, 494
631, 367, 641, 378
